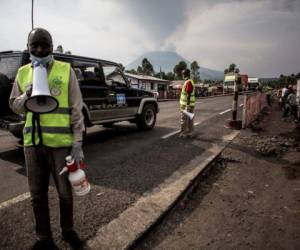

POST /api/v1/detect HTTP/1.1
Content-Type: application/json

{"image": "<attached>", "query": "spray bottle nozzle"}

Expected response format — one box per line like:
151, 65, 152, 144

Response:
59, 167, 68, 175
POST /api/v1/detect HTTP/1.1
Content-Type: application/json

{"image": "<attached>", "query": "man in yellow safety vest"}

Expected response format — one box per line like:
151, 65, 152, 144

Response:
179, 69, 196, 138
264, 84, 273, 106
9, 28, 85, 250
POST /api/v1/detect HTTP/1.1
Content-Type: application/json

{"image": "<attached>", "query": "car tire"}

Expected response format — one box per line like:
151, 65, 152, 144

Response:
0, 73, 12, 117
136, 103, 156, 130
10, 129, 23, 139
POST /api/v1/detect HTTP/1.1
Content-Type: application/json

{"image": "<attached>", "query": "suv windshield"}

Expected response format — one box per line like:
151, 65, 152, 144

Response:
103, 65, 127, 86
224, 81, 235, 86
0, 56, 21, 80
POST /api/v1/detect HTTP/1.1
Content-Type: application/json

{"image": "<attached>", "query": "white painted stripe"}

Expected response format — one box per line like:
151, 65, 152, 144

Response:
161, 130, 181, 139
239, 104, 244, 107
195, 101, 203, 104
161, 120, 203, 139
219, 109, 231, 115
87, 130, 240, 249
0, 192, 30, 210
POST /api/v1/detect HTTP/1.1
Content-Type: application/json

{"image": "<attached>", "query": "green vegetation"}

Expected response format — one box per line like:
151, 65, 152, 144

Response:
224, 63, 240, 74
136, 58, 154, 76
191, 61, 200, 82
173, 61, 187, 79
279, 73, 300, 86
125, 58, 201, 82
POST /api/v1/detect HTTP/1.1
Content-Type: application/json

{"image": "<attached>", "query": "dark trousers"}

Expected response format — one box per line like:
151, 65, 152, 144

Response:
24, 146, 73, 240
283, 104, 298, 120
180, 105, 195, 135
291, 105, 299, 120
266, 94, 271, 106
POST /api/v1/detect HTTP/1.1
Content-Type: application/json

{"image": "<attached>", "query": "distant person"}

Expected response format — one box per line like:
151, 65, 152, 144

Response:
280, 84, 288, 107
179, 69, 195, 138
55, 45, 63, 53
282, 85, 292, 117
286, 89, 298, 122
282, 85, 288, 98
265, 84, 273, 106
9, 28, 85, 250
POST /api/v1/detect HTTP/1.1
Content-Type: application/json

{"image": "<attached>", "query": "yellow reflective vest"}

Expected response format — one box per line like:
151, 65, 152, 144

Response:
17, 60, 73, 147
180, 79, 195, 107
264, 86, 273, 95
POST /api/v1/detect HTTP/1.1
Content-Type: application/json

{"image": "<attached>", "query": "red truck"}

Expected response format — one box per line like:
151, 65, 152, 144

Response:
240, 74, 248, 90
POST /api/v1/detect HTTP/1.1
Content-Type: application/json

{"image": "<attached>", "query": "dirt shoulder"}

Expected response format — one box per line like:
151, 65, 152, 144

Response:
134, 100, 300, 250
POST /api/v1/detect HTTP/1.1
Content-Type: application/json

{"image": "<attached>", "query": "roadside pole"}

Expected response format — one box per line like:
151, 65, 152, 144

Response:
232, 83, 238, 120
242, 93, 247, 129
224, 77, 242, 130
297, 79, 300, 122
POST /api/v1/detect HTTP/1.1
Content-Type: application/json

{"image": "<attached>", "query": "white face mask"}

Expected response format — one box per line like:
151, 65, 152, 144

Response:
30, 54, 53, 67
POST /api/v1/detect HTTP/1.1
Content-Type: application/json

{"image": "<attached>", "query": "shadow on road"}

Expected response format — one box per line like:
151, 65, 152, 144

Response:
79, 124, 211, 196
0, 147, 25, 166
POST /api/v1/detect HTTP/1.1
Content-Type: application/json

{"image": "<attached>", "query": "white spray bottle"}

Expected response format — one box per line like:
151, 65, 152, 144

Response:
59, 155, 90, 196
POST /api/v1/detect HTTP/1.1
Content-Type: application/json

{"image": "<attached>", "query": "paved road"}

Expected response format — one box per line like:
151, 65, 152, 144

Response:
0, 95, 244, 249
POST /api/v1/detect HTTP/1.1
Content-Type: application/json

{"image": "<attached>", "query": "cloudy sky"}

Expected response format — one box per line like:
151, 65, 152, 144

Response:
1, 0, 300, 77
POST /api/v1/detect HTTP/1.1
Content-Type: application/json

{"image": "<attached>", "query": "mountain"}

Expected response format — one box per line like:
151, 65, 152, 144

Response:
126, 51, 224, 80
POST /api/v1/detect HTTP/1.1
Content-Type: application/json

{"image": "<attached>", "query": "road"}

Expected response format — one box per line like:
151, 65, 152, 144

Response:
0, 95, 244, 249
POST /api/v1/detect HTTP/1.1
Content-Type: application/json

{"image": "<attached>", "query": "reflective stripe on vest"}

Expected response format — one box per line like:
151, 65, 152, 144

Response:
17, 60, 73, 148
265, 86, 273, 95
180, 79, 195, 106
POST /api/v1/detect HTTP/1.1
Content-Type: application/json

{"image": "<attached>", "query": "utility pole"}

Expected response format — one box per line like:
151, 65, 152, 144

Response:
31, 0, 34, 30
159, 66, 162, 79
224, 74, 242, 130
232, 79, 238, 120
297, 79, 300, 122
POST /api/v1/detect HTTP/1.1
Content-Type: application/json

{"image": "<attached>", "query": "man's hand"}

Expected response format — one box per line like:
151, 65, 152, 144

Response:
71, 141, 84, 166
26, 84, 33, 97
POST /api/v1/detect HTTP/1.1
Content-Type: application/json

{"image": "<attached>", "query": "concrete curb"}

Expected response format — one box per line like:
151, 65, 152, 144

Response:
87, 131, 240, 250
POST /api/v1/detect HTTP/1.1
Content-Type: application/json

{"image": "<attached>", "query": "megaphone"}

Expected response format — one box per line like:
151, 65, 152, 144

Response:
25, 65, 58, 113
182, 110, 195, 120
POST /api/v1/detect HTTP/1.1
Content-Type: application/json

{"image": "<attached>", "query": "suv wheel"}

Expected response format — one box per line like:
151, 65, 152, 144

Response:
136, 104, 156, 130
0, 73, 11, 117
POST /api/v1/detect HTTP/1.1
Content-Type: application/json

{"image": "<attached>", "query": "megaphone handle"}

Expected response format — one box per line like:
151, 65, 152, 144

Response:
31, 113, 43, 146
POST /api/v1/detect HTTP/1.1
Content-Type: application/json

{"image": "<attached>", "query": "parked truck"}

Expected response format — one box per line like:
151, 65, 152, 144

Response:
248, 77, 260, 90
240, 74, 248, 90
223, 73, 243, 93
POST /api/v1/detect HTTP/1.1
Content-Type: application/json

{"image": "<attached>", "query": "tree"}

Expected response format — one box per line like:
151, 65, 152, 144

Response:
125, 69, 137, 74
154, 71, 167, 80
173, 61, 187, 79
56, 45, 63, 53
191, 61, 200, 82
137, 58, 154, 76
119, 63, 125, 72
166, 72, 175, 81
228, 63, 236, 73
224, 63, 239, 75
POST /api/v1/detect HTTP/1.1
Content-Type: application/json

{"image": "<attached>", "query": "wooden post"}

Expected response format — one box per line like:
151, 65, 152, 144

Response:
232, 83, 238, 120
